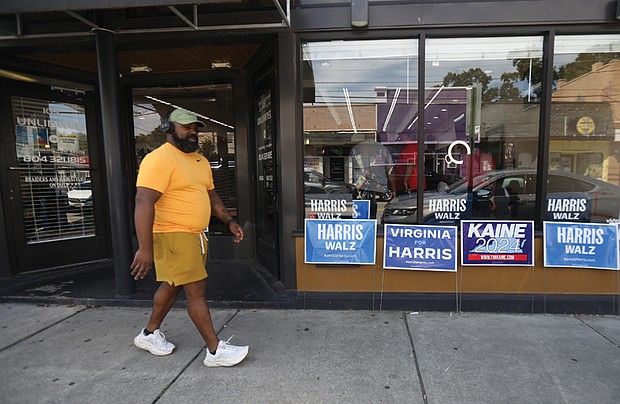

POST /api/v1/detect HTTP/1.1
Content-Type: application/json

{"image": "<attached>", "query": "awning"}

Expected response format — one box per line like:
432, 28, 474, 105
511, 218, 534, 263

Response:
0, 0, 290, 41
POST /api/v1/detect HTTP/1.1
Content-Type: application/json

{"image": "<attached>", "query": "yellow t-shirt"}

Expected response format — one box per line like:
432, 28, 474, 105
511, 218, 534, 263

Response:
137, 142, 215, 233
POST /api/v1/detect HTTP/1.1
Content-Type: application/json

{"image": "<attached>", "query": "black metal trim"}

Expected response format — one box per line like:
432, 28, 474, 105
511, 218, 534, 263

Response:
416, 32, 425, 224
535, 30, 555, 229
292, 1, 618, 32
294, 292, 619, 314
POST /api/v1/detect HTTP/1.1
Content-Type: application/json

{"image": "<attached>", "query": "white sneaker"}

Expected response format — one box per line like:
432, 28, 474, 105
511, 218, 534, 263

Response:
203, 338, 249, 367
134, 328, 175, 356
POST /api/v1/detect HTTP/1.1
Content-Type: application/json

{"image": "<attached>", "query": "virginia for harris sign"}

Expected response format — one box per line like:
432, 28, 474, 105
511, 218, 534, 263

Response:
383, 224, 457, 271
461, 220, 534, 266
304, 219, 376, 264
543, 221, 619, 270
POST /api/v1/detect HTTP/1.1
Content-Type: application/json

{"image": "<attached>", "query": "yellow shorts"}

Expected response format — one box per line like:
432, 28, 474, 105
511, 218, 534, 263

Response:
153, 232, 208, 286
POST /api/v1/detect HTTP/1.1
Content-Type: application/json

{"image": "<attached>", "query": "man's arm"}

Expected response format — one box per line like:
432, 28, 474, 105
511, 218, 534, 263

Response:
387, 168, 397, 200
130, 187, 162, 280
403, 163, 414, 191
208, 189, 244, 243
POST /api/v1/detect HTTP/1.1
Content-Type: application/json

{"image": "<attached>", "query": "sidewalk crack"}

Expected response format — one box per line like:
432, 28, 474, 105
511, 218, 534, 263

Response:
403, 312, 429, 404
574, 315, 620, 349
151, 309, 243, 404
0, 305, 90, 354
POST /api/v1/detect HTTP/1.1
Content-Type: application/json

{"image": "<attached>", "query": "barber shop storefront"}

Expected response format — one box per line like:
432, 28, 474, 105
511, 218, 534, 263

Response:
1, 0, 619, 313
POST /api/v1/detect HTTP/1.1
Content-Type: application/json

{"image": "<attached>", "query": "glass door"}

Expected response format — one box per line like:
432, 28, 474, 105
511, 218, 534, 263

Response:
132, 84, 239, 241
1, 88, 108, 273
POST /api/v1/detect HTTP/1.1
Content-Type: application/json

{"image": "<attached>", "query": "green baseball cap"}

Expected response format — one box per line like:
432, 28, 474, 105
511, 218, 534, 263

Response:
169, 109, 205, 128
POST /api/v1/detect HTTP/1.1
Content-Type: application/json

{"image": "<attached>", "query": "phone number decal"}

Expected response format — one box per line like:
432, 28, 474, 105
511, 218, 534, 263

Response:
21, 155, 88, 164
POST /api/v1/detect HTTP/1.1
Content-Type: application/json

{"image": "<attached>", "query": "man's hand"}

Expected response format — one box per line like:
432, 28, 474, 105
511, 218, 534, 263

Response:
131, 187, 161, 281
229, 221, 244, 243
130, 248, 153, 280
209, 189, 244, 243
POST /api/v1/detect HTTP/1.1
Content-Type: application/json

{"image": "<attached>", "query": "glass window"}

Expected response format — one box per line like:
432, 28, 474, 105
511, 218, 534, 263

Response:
303, 39, 418, 219
550, 34, 620, 223
132, 84, 237, 233
11, 96, 93, 243
382, 36, 543, 226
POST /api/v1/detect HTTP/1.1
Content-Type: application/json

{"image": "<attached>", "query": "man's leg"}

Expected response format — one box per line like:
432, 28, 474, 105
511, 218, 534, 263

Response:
146, 281, 182, 331
183, 279, 219, 353
134, 282, 181, 356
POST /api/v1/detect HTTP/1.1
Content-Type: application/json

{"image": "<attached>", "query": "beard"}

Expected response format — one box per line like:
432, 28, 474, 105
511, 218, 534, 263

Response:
172, 132, 200, 153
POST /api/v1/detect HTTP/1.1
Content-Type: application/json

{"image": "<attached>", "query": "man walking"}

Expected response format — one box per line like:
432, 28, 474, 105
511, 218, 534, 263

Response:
130, 108, 248, 367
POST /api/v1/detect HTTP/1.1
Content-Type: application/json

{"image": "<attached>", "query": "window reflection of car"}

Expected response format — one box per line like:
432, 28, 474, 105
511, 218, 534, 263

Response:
67, 181, 92, 208
304, 169, 354, 195
381, 169, 620, 224
392, 168, 447, 195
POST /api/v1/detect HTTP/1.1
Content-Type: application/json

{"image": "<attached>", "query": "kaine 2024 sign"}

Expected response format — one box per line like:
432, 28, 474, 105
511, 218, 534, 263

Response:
304, 219, 376, 264
383, 224, 457, 271
461, 220, 534, 266
543, 222, 619, 270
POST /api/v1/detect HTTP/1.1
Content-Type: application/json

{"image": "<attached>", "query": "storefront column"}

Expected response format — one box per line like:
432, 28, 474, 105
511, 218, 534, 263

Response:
94, 27, 136, 296
278, 29, 299, 288
0, 188, 11, 277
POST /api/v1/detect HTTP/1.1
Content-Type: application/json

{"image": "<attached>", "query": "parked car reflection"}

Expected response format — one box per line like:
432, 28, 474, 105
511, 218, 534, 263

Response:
67, 180, 92, 208
381, 169, 620, 225
304, 169, 355, 195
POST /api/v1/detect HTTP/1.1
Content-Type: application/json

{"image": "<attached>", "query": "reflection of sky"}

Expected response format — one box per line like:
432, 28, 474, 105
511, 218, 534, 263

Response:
48, 102, 86, 135
307, 35, 620, 106
304, 39, 418, 104
553, 35, 620, 69
312, 58, 419, 103
554, 35, 620, 55
305, 37, 546, 105
133, 104, 161, 137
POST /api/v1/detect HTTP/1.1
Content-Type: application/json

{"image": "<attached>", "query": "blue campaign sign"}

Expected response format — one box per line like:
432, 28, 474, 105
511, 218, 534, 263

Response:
305, 219, 376, 265
383, 224, 457, 271
543, 222, 619, 270
351, 200, 370, 219
461, 220, 534, 266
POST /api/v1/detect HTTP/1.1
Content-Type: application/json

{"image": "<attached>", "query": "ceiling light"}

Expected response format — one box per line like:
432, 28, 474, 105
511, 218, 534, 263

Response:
130, 65, 153, 73
145, 95, 235, 130
211, 62, 232, 69
0, 69, 37, 82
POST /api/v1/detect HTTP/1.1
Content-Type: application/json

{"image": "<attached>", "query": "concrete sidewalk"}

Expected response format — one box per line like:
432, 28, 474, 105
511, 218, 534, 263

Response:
0, 303, 618, 404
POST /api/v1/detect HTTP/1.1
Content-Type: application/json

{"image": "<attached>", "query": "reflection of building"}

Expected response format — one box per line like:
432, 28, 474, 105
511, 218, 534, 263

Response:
135, 143, 155, 167
480, 102, 539, 169
467, 62, 620, 182
552, 61, 620, 184
554, 61, 620, 130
